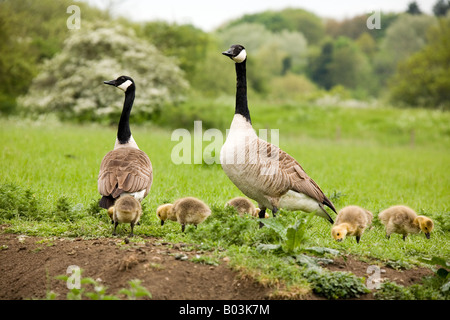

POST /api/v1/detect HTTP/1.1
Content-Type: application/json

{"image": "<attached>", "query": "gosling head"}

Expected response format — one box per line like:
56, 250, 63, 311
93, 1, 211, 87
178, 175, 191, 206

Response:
222, 44, 247, 63
331, 224, 348, 242
104, 75, 135, 93
253, 208, 269, 219
156, 203, 174, 226
415, 216, 434, 239
107, 206, 114, 223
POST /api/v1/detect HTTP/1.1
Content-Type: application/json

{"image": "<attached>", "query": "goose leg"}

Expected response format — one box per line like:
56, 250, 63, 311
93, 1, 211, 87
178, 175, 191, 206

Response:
129, 222, 135, 237
259, 208, 267, 228
181, 224, 186, 232
113, 221, 119, 236
272, 206, 278, 218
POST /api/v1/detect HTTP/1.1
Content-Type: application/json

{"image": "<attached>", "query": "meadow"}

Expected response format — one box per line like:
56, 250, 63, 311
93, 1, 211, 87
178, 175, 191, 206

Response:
0, 101, 449, 299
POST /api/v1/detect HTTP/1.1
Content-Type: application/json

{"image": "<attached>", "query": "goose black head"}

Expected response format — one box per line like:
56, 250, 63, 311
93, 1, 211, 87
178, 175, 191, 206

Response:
222, 44, 247, 63
104, 75, 135, 93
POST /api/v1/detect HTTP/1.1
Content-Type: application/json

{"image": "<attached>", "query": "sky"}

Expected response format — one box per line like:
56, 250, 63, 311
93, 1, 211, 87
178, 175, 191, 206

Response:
86, 0, 438, 31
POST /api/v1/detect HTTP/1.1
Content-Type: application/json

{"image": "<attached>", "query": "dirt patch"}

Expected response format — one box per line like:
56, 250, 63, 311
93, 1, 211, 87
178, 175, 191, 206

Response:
0, 232, 434, 300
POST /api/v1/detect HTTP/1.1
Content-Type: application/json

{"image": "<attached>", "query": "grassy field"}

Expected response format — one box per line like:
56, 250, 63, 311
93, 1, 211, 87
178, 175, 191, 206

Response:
1, 102, 449, 299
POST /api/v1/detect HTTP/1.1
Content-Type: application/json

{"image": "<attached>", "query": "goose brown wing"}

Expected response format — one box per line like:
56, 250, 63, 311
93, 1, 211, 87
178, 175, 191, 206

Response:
98, 147, 153, 199
262, 141, 336, 213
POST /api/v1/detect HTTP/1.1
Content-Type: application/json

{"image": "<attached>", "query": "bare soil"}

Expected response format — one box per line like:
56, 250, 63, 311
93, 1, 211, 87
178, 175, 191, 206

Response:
0, 231, 434, 300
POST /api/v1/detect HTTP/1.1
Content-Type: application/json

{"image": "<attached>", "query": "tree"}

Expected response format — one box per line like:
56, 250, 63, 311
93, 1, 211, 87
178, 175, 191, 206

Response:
328, 37, 372, 90
223, 8, 325, 45
433, 0, 450, 16
406, 1, 422, 15
389, 17, 450, 109
136, 21, 210, 83
308, 41, 334, 90
308, 37, 372, 92
355, 32, 377, 57
374, 14, 437, 85
19, 24, 189, 122
0, 0, 111, 114
325, 15, 369, 40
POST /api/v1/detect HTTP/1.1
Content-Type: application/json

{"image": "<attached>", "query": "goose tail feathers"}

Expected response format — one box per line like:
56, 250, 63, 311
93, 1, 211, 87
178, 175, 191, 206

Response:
99, 195, 115, 210
318, 203, 335, 224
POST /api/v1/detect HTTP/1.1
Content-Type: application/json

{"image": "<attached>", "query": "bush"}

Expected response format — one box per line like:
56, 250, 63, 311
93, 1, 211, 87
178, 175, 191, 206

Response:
374, 281, 415, 300
0, 183, 42, 220
303, 268, 369, 299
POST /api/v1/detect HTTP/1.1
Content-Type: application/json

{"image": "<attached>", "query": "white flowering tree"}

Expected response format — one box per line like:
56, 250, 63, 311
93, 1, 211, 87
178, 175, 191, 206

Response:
19, 24, 189, 122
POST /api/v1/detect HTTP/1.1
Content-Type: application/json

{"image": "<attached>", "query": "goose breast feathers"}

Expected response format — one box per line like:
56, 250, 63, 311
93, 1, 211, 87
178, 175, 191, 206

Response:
98, 147, 153, 199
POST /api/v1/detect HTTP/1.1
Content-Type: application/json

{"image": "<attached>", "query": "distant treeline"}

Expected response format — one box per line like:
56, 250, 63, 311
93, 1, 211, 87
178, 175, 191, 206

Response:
1, 0, 449, 120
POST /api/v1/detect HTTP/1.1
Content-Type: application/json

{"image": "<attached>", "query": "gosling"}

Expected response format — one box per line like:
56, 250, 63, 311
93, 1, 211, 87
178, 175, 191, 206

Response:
378, 205, 434, 240
111, 195, 142, 237
157, 197, 211, 232
331, 205, 373, 244
225, 197, 268, 218
156, 203, 177, 226
107, 206, 114, 223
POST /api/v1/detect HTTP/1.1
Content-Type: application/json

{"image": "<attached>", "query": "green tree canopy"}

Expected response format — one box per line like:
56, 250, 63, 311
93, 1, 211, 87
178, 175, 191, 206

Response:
0, 0, 110, 114
389, 17, 450, 109
223, 8, 324, 45
308, 37, 372, 91
136, 21, 210, 83
19, 24, 189, 122
433, 0, 450, 16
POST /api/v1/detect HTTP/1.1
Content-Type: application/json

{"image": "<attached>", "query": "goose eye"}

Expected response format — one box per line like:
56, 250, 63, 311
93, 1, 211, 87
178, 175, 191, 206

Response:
337, 233, 340, 236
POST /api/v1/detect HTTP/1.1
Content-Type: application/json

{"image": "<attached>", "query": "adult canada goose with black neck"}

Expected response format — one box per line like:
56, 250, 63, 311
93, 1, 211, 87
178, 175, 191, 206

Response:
220, 45, 336, 226
98, 76, 153, 209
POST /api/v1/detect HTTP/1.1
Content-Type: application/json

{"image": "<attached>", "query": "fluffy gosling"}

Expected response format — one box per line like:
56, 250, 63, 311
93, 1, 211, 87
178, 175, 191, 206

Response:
331, 205, 373, 243
156, 203, 177, 226
107, 206, 114, 223
225, 197, 268, 218
378, 205, 434, 240
111, 195, 142, 237
157, 197, 211, 232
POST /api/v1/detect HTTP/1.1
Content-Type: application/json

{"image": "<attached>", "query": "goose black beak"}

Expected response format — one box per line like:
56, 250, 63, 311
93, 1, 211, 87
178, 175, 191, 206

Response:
104, 80, 116, 86
160, 220, 164, 226
222, 49, 233, 58
336, 239, 343, 242
425, 233, 431, 239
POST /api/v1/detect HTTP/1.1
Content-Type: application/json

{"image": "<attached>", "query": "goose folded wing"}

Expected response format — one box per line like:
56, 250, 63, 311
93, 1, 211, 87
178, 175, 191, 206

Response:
264, 143, 336, 213
98, 148, 153, 198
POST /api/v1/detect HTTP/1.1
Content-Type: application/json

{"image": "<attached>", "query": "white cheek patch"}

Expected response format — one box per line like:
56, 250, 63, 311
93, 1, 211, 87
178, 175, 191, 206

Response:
117, 79, 133, 92
232, 49, 247, 63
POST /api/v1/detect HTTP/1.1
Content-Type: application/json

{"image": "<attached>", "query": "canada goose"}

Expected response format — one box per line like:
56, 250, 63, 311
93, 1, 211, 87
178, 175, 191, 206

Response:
157, 197, 211, 232
111, 195, 142, 237
378, 205, 434, 240
220, 44, 336, 227
98, 76, 153, 210
225, 197, 268, 218
331, 205, 373, 243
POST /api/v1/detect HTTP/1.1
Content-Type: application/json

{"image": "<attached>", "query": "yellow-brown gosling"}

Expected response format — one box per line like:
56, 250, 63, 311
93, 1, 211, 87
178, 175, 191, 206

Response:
378, 205, 434, 240
111, 195, 142, 237
157, 197, 211, 232
331, 205, 373, 244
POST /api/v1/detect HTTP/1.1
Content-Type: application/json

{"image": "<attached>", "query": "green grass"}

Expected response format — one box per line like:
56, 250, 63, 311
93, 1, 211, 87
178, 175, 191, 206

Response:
0, 102, 449, 299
